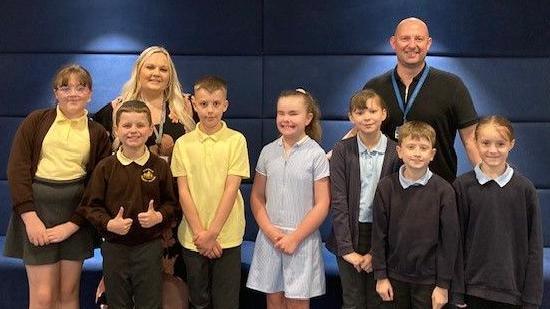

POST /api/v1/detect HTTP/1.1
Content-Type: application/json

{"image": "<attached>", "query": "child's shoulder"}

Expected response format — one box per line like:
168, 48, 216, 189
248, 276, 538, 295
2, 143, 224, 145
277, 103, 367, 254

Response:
509, 169, 537, 192
222, 125, 247, 143
377, 172, 400, 189
97, 153, 117, 166
427, 173, 454, 192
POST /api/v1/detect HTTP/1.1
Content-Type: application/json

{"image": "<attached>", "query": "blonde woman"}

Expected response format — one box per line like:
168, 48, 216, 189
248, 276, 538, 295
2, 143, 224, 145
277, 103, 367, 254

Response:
93, 46, 194, 309
94, 45, 195, 157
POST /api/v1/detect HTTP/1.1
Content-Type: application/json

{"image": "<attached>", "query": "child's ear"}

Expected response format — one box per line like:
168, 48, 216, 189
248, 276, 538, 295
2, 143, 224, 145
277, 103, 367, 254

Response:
510, 139, 516, 150
305, 112, 313, 125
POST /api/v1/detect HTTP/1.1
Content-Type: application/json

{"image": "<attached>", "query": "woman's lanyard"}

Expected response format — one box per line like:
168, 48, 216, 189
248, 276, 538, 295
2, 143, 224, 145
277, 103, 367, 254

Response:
153, 103, 166, 145
391, 65, 430, 139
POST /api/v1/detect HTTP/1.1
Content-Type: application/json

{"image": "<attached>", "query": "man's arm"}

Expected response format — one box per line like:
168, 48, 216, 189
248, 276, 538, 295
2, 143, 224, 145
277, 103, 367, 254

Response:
458, 124, 480, 167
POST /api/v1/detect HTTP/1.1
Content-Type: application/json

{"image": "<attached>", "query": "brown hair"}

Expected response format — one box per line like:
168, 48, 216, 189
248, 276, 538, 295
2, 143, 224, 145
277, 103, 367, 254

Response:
475, 115, 514, 142
278, 89, 322, 142
398, 121, 436, 147
52, 64, 92, 90
349, 89, 387, 114
193, 75, 228, 95
115, 100, 152, 126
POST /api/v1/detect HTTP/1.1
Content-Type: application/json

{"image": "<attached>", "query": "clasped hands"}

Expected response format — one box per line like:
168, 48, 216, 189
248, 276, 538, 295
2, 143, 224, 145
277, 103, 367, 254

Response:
343, 252, 373, 273
266, 226, 300, 255
22, 211, 79, 246
107, 200, 163, 235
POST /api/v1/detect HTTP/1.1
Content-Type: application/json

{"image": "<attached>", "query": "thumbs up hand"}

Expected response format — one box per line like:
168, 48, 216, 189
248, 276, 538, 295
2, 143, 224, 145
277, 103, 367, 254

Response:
107, 207, 133, 235
138, 200, 163, 228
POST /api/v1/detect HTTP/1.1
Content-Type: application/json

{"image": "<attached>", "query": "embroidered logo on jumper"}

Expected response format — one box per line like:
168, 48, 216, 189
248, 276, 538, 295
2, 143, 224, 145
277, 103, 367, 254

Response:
141, 168, 156, 182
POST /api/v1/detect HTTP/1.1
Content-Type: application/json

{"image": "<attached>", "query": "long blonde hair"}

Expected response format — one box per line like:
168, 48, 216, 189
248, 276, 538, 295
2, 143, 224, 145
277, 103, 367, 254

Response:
118, 46, 195, 132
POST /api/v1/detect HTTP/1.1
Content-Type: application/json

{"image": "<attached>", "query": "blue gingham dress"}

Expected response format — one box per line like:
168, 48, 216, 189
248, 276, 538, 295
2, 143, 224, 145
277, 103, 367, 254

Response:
246, 136, 330, 298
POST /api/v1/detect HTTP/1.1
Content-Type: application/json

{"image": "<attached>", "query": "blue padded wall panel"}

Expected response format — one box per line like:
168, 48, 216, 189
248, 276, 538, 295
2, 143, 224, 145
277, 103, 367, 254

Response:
263, 56, 394, 119
427, 57, 550, 122
0, 1, 261, 54
264, 56, 550, 122
263, 0, 550, 56
0, 54, 135, 116
0, 117, 24, 180
0, 54, 262, 119
241, 183, 258, 241
224, 119, 262, 179
172, 56, 262, 119
455, 123, 550, 189
541, 190, 550, 247
0, 181, 11, 235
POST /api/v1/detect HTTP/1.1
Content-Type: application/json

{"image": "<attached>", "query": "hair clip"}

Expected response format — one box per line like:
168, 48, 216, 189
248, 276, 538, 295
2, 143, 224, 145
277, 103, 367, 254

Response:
296, 88, 307, 94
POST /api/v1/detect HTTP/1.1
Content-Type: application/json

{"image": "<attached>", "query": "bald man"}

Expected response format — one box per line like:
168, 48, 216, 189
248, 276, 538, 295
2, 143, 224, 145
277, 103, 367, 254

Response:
364, 17, 480, 183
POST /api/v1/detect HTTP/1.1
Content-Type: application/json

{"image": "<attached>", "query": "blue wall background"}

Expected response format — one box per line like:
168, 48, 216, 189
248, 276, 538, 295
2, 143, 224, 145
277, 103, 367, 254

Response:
0, 0, 549, 254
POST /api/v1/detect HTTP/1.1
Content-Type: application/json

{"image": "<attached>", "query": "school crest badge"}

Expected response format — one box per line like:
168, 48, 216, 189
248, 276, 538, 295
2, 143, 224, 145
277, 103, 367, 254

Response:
141, 168, 156, 182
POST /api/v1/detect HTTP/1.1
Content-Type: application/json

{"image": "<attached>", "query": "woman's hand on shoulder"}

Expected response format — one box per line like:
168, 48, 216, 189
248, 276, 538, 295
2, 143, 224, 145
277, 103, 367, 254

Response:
20, 211, 49, 246
110, 96, 123, 109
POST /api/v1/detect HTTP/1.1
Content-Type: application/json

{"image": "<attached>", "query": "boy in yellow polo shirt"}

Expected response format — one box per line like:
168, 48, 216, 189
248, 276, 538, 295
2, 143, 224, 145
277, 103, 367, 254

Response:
171, 75, 250, 309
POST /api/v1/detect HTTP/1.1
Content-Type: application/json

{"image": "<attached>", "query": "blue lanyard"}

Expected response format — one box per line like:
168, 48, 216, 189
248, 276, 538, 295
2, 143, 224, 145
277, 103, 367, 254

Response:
153, 102, 166, 145
391, 65, 430, 122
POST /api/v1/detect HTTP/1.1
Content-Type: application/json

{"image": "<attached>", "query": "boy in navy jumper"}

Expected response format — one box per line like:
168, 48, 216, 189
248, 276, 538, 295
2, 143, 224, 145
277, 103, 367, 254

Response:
371, 121, 458, 309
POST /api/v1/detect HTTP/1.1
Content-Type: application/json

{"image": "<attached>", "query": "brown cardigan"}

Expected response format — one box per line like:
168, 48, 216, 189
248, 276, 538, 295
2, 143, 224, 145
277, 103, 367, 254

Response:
7, 107, 111, 217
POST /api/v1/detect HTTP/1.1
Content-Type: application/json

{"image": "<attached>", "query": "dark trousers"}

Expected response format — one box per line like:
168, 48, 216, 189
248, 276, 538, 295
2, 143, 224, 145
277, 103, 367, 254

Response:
338, 223, 382, 309
465, 295, 520, 309
101, 239, 163, 309
379, 279, 434, 309
182, 245, 241, 309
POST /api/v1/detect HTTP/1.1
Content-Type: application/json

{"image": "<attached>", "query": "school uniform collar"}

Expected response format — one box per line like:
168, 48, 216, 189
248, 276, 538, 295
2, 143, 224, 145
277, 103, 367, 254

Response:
116, 147, 150, 166
196, 121, 227, 142
55, 106, 88, 127
357, 133, 387, 156
276, 135, 310, 148
399, 165, 433, 189
474, 163, 514, 187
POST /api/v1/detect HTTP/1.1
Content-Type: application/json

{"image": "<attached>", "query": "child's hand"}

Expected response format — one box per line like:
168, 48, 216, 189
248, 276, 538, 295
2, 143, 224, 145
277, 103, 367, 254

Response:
138, 200, 163, 228
431, 286, 448, 309
107, 207, 133, 235
275, 233, 300, 255
193, 229, 218, 253
204, 241, 223, 259
360, 253, 373, 273
21, 211, 49, 246
343, 252, 364, 272
46, 222, 79, 243
266, 226, 285, 244
376, 278, 394, 302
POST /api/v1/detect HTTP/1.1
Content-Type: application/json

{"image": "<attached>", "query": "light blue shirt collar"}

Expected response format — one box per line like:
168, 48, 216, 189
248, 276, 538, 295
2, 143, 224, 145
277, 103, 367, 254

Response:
474, 163, 514, 187
276, 135, 310, 148
357, 133, 387, 155
399, 165, 433, 189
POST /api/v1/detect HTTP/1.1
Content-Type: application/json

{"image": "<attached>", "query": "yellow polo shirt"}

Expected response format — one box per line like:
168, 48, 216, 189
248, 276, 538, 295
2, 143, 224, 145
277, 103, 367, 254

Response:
35, 106, 90, 180
171, 121, 249, 250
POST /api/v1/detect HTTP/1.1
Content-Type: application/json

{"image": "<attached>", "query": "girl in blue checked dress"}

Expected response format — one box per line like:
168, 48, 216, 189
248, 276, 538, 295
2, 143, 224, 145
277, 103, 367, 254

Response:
246, 89, 330, 309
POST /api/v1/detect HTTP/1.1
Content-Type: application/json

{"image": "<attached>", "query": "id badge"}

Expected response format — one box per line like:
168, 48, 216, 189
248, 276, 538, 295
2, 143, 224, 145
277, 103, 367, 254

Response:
394, 125, 401, 140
